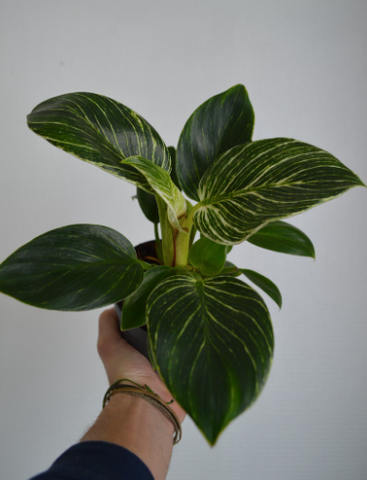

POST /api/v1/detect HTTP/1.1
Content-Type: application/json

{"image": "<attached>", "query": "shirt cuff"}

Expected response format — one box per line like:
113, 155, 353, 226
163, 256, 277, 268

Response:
30, 440, 154, 480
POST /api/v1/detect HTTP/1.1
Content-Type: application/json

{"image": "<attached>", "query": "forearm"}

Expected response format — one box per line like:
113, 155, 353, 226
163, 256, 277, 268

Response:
80, 393, 174, 480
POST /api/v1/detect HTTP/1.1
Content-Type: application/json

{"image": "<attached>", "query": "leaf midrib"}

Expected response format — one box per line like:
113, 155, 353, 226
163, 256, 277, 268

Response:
199, 178, 353, 207
4, 258, 137, 269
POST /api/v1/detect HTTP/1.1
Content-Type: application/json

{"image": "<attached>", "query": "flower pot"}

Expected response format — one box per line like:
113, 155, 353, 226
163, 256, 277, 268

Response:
114, 240, 160, 362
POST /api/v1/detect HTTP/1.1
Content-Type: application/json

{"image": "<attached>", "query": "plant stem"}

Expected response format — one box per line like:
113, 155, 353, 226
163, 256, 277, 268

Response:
156, 197, 201, 267
154, 223, 163, 263
137, 260, 154, 270
220, 266, 238, 274
174, 229, 190, 266
185, 202, 201, 224
173, 209, 196, 266
156, 196, 174, 266
154, 222, 159, 243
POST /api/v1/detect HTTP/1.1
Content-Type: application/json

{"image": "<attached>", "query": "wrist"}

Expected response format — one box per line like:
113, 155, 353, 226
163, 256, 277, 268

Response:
81, 392, 174, 480
104, 375, 185, 426
107, 392, 175, 438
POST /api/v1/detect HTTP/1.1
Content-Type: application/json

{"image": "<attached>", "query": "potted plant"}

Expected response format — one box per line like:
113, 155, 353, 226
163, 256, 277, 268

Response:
0, 85, 364, 445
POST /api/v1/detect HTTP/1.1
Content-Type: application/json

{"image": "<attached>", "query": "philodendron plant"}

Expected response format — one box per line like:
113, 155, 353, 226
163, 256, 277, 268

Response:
0, 85, 364, 445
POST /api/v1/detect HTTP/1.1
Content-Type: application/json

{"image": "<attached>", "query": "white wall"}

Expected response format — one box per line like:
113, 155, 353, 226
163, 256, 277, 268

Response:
1, 1, 366, 479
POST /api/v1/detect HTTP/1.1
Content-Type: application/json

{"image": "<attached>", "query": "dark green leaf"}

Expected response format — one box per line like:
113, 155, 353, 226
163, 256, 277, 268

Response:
121, 266, 176, 330
147, 273, 273, 445
168, 146, 181, 190
225, 260, 235, 267
0, 225, 143, 311
136, 188, 159, 224
194, 138, 365, 244
219, 260, 241, 277
219, 263, 282, 307
248, 221, 316, 258
27, 92, 171, 190
240, 269, 282, 309
189, 237, 226, 276
177, 85, 255, 200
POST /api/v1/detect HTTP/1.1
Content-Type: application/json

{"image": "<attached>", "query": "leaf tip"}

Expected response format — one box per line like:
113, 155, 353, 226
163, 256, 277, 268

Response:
274, 294, 282, 310
202, 429, 221, 447
229, 83, 246, 94
349, 174, 366, 189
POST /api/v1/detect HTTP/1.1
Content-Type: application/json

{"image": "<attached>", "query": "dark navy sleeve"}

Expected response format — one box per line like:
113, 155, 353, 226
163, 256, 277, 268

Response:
29, 441, 154, 480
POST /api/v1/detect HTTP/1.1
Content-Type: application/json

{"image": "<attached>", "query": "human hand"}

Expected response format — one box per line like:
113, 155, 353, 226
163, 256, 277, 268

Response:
97, 308, 186, 424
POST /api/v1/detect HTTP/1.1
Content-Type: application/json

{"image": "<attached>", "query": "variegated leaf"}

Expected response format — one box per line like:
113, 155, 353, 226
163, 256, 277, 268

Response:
193, 138, 365, 245
177, 84, 255, 201
136, 145, 181, 224
147, 273, 273, 445
0, 225, 143, 311
122, 156, 186, 231
27, 92, 171, 189
121, 266, 176, 330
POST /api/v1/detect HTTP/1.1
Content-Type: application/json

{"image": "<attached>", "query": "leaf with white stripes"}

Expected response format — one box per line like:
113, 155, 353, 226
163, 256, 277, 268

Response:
147, 273, 274, 445
122, 156, 186, 231
177, 84, 255, 200
121, 266, 176, 330
136, 146, 181, 224
0, 225, 143, 311
193, 138, 365, 245
27, 92, 171, 190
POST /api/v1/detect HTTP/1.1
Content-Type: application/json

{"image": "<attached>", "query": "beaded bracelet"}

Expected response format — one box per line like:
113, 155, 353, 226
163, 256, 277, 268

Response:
103, 378, 182, 444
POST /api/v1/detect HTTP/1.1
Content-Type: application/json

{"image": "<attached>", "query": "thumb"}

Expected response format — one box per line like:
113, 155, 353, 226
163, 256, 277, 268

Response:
98, 307, 127, 353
